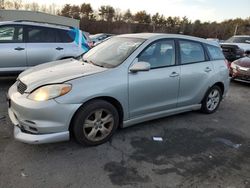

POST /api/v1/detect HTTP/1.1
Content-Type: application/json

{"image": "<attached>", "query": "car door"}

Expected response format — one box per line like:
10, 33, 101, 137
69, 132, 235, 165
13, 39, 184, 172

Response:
0, 25, 26, 71
177, 39, 214, 107
128, 39, 180, 118
57, 29, 85, 57
26, 26, 65, 67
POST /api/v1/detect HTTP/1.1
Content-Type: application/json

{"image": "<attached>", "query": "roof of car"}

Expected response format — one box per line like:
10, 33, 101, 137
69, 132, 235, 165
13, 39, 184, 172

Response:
0, 20, 72, 30
117, 33, 220, 46
233, 35, 250, 37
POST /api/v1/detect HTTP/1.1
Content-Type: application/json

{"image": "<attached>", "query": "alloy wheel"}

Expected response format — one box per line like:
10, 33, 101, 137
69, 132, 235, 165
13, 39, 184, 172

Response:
206, 89, 220, 111
83, 109, 114, 142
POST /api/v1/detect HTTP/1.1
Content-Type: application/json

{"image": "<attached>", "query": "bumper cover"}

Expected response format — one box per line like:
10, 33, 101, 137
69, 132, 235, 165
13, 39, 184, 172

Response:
8, 82, 81, 144
9, 108, 70, 144
231, 68, 250, 81
14, 125, 69, 144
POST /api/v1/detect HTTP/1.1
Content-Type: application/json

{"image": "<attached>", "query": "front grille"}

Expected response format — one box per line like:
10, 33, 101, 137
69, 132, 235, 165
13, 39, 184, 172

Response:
17, 80, 27, 94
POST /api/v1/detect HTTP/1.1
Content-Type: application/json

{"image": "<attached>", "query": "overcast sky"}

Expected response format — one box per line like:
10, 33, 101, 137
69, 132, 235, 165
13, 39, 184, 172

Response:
23, 0, 250, 22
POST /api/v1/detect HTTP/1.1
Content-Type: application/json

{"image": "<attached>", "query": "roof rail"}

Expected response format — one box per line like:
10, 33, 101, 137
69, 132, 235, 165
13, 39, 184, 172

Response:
13, 20, 74, 29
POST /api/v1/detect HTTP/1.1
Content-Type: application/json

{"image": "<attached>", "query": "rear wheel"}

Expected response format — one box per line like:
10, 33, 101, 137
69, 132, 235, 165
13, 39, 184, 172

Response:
201, 85, 222, 114
72, 100, 119, 146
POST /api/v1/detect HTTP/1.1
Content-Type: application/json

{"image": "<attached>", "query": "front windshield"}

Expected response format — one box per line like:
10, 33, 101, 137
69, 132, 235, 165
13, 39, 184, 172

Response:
82, 37, 145, 68
226, 36, 250, 44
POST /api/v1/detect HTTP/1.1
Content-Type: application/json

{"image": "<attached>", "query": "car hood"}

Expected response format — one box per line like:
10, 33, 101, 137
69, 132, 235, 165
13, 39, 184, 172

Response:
233, 57, 250, 68
220, 42, 250, 51
18, 58, 107, 92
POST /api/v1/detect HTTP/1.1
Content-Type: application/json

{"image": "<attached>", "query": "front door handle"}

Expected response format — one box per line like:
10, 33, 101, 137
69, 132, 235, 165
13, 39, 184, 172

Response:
169, 72, 179, 77
14, 47, 25, 51
56, 47, 64, 51
204, 67, 212, 73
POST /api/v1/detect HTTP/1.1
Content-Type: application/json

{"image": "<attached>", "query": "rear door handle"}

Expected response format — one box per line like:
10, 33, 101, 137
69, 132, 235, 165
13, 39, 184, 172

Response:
204, 67, 212, 73
56, 47, 64, 51
14, 47, 25, 51
169, 72, 179, 77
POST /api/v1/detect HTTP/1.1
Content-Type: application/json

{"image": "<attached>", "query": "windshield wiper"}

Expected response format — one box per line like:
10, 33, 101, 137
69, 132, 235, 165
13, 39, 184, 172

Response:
82, 58, 88, 63
82, 58, 104, 68
89, 60, 104, 68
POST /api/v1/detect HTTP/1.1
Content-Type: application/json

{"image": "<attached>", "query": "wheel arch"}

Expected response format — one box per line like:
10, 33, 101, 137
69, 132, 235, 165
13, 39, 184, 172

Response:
213, 82, 225, 95
69, 96, 124, 134
201, 81, 225, 103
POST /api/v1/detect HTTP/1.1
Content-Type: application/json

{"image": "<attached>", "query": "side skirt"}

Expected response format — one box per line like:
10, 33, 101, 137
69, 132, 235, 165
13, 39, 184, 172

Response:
123, 104, 201, 128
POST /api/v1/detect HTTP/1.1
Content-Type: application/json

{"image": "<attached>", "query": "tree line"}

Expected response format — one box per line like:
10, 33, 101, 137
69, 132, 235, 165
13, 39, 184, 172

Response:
1, 1, 250, 39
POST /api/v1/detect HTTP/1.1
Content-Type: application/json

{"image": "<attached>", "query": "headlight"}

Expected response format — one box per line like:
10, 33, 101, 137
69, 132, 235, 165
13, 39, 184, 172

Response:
28, 84, 72, 101
231, 62, 237, 69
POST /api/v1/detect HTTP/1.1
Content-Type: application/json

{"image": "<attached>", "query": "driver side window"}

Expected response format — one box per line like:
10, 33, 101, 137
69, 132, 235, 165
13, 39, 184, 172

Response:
138, 40, 175, 68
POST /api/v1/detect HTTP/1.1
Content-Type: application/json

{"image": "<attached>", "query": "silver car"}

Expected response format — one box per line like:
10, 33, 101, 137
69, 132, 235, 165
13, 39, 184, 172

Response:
0, 20, 89, 74
8, 33, 230, 146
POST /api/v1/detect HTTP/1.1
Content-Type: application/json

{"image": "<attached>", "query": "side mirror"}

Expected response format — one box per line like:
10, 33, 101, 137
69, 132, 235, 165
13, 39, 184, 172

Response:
129, 61, 151, 73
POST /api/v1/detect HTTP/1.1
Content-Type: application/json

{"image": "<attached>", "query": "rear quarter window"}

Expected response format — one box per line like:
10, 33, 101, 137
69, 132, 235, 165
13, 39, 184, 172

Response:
57, 29, 75, 43
179, 40, 205, 64
206, 45, 225, 60
27, 26, 57, 43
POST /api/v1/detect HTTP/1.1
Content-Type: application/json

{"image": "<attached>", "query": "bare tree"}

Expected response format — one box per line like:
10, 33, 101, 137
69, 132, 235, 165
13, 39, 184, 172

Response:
3, 0, 13, 9
123, 9, 133, 23
13, 0, 22, 10
40, 4, 47, 12
30, 2, 39, 11
71, 5, 80, 19
48, 3, 57, 14
0, 0, 4, 9
60, 4, 72, 18
80, 3, 93, 19
114, 8, 123, 22
24, 3, 30, 10
134, 11, 151, 24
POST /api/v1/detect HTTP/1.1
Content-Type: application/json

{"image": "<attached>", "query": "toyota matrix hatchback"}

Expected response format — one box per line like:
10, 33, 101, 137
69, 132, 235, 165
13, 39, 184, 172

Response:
8, 33, 230, 146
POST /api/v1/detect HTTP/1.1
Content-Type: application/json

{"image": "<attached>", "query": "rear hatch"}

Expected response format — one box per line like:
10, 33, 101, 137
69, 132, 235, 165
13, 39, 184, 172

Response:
220, 43, 244, 62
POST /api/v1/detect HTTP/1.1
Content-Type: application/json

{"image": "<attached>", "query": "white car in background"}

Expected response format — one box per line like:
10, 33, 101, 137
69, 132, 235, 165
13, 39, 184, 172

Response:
0, 20, 90, 74
220, 35, 250, 62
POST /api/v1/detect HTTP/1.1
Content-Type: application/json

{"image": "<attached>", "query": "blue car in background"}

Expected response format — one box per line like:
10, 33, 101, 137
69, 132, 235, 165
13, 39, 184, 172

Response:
90, 33, 114, 45
0, 20, 91, 74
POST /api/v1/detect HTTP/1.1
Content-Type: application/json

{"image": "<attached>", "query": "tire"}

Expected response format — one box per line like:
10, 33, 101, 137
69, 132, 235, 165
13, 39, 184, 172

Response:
201, 85, 222, 114
72, 100, 119, 146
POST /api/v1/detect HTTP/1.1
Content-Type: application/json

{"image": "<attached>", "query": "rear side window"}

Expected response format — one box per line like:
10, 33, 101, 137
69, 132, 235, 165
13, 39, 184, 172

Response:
206, 45, 225, 60
57, 29, 75, 43
179, 40, 205, 64
0, 25, 23, 43
27, 26, 56, 43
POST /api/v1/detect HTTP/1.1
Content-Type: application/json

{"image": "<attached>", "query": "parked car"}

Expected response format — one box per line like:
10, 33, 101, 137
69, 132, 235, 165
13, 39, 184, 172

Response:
83, 31, 94, 48
207, 38, 220, 43
230, 50, 250, 82
220, 35, 250, 62
8, 33, 230, 146
90, 33, 114, 44
93, 36, 112, 47
0, 20, 90, 74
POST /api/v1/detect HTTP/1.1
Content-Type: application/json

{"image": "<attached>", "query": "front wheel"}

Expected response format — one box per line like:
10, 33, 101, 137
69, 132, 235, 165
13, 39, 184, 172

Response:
72, 100, 119, 146
201, 86, 222, 114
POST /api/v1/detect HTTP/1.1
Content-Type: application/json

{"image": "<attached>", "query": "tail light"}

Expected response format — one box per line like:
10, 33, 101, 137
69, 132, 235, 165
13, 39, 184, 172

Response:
225, 59, 230, 69
235, 48, 244, 58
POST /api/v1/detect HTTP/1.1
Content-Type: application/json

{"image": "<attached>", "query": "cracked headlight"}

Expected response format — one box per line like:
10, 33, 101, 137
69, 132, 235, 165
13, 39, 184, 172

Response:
28, 84, 72, 101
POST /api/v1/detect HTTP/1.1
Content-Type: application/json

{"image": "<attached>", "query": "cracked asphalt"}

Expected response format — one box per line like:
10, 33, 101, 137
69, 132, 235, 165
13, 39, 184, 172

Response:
0, 77, 250, 188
